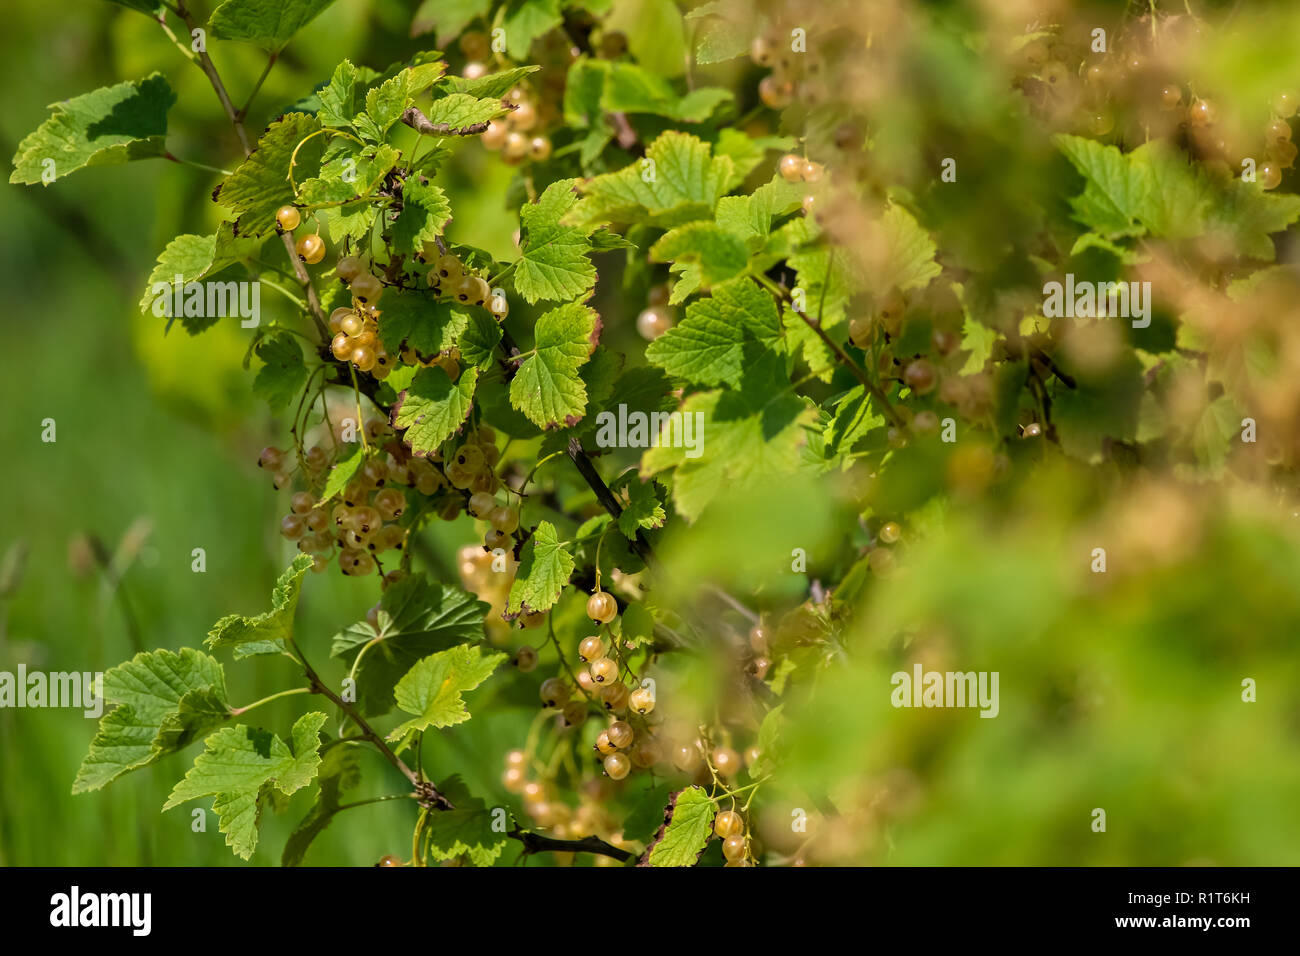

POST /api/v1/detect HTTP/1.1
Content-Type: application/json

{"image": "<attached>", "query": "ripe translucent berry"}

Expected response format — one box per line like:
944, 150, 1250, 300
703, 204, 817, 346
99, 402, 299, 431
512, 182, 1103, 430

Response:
1159, 85, 1182, 110
539, 677, 569, 708
1188, 99, 1217, 127
577, 669, 597, 693
350, 273, 383, 304
340, 312, 364, 337
904, 359, 937, 394
779, 153, 804, 182
328, 307, 352, 334
506, 748, 526, 768
455, 275, 491, 307
468, 491, 496, 518
290, 491, 315, 515
336, 256, 364, 280
297, 234, 326, 264
276, 205, 301, 231
514, 645, 538, 672
503, 131, 530, 163
528, 136, 552, 161
589, 656, 618, 684
489, 505, 519, 533
879, 521, 901, 544
630, 739, 660, 768
607, 720, 634, 749
436, 255, 463, 281
502, 766, 526, 792
578, 635, 605, 662
713, 747, 741, 778
715, 810, 744, 838
596, 730, 617, 755
510, 101, 537, 131
280, 514, 306, 540
305, 507, 329, 532
481, 120, 507, 150
258, 446, 284, 471
1023, 422, 1043, 438
489, 291, 510, 318
721, 835, 747, 862
373, 487, 405, 520
603, 752, 631, 780
560, 701, 588, 728
601, 681, 630, 711
636, 306, 673, 340
377, 855, 402, 867
629, 686, 655, 715
1267, 118, 1294, 146
1260, 162, 1283, 190
1274, 90, 1298, 118
351, 345, 377, 373
802, 160, 823, 183
749, 624, 769, 654
587, 591, 618, 623
673, 743, 701, 772
758, 75, 794, 109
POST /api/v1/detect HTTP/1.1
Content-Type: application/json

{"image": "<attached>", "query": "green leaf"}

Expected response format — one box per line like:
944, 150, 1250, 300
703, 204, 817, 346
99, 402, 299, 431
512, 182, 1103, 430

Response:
206, 554, 314, 656
444, 65, 541, 99
693, 12, 750, 65
1206, 178, 1300, 262
714, 176, 804, 244
208, 0, 339, 52
388, 644, 508, 740
823, 385, 884, 458
137, 230, 261, 332
606, 0, 687, 78
569, 131, 735, 228
282, 743, 361, 866
1054, 134, 1151, 238
598, 61, 732, 121
378, 293, 468, 358
749, 704, 783, 778
1128, 141, 1211, 240
10, 73, 174, 185
516, 179, 598, 304
642, 363, 817, 521
875, 204, 943, 293
321, 444, 365, 501
645, 786, 715, 867
214, 112, 323, 238
459, 310, 504, 368
423, 93, 508, 134
317, 59, 374, 129
650, 222, 750, 287
73, 648, 230, 793
331, 575, 489, 716
424, 809, 510, 866
645, 276, 781, 388
506, 520, 575, 615
163, 712, 328, 859
712, 128, 795, 189
391, 179, 452, 254
617, 479, 666, 537
501, 0, 562, 59
510, 301, 598, 427
252, 332, 307, 412
392, 366, 479, 456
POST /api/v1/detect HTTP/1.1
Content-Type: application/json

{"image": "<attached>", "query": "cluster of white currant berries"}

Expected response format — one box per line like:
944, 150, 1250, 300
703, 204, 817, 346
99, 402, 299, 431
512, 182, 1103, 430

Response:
778, 152, 824, 214
421, 250, 509, 321
751, 28, 824, 109
276, 205, 327, 264
328, 300, 393, 377
480, 86, 552, 164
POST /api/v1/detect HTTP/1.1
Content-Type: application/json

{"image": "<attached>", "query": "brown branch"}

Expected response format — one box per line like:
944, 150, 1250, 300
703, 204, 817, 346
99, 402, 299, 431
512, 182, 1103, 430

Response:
170, 2, 328, 340
565, 438, 655, 566
507, 827, 632, 861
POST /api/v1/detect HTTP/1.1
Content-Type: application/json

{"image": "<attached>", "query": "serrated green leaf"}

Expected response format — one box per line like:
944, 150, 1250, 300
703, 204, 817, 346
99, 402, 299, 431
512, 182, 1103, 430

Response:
459, 310, 504, 368
645, 786, 715, 866
569, 131, 735, 228
10, 73, 174, 185
1055, 134, 1151, 239
378, 293, 468, 357
209, 0, 339, 52
214, 112, 323, 238
607, 0, 686, 78
331, 574, 489, 716
598, 61, 732, 121
423, 93, 507, 134
206, 554, 313, 655
501, 0, 562, 59
321, 444, 365, 501
650, 222, 749, 287
712, 128, 795, 189
875, 203, 942, 293
317, 59, 375, 128
617, 479, 666, 537
389, 644, 507, 739
137, 230, 262, 332
164, 712, 328, 859
424, 809, 510, 867
510, 301, 598, 427
391, 179, 452, 254
444, 65, 541, 99
516, 179, 598, 304
645, 276, 781, 388
506, 520, 574, 614
392, 366, 479, 456
714, 175, 804, 244
252, 332, 307, 412
823, 385, 884, 457
73, 648, 229, 793
749, 703, 783, 778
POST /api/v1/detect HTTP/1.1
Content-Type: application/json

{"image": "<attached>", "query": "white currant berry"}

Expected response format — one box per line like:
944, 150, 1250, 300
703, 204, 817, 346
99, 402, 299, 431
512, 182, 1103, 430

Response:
607, 720, 634, 749
297, 233, 326, 264
578, 635, 605, 662
589, 656, 618, 684
779, 153, 804, 182
721, 835, 747, 862
280, 514, 306, 540
714, 810, 744, 838
713, 747, 741, 778
629, 686, 655, 714
276, 205, 301, 231
514, 645, 538, 672
587, 591, 617, 623
600, 681, 629, 712
350, 273, 383, 304
603, 752, 631, 780
595, 730, 617, 755
336, 256, 364, 280
539, 677, 569, 707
